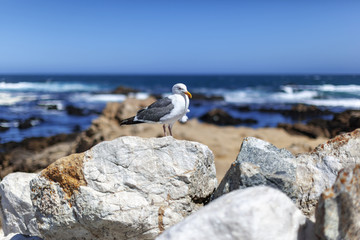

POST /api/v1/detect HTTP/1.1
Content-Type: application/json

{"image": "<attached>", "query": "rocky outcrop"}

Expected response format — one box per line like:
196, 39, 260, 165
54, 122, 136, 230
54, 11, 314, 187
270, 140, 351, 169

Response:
157, 186, 315, 240
74, 98, 156, 153
315, 165, 360, 240
261, 104, 332, 121
213, 129, 360, 217
279, 109, 360, 138
0, 172, 40, 237
27, 136, 216, 240
111, 86, 140, 95
0, 133, 78, 178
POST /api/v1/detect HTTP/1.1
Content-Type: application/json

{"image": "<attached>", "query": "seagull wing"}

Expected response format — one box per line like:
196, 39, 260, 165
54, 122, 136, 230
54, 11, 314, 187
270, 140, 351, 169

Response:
135, 97, 174, 122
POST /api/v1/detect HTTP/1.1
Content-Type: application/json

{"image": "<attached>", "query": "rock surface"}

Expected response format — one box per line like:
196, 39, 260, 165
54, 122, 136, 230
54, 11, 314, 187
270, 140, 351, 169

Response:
199, 108, 257, 126
213, 129, 360, 217
29, 136, 217, 240
315, 165, 360, 240
279, 109, 360, 138
157, 186, 314, 240
0, 172, 41, 237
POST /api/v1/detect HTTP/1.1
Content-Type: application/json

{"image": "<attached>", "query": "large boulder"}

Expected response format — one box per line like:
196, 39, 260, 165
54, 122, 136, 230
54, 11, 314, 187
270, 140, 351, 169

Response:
0, 172, 41, 237
213, 130, 360, 217
315, 165, 360, 240
29, 136, 217, 240
157, 186, 315, 240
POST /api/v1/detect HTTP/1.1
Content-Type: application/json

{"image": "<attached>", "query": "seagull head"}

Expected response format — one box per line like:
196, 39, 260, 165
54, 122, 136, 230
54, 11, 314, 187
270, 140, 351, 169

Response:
172, 83, 192, 98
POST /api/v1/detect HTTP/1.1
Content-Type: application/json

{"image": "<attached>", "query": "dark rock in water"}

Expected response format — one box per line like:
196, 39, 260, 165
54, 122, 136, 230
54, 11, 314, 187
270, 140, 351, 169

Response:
0, 126, 9, 132
279, 110, 360, 138
66, 105, 100, 116
45, 104, 59, 110
261, 104, 332, 121
235, 105, 251, 112
0, 119, 10, 131
66, 105, 86, 116
111, 85, 139, 95
199, 108, 257, 126
191, 93, 224, 101
18, 117, 44, 129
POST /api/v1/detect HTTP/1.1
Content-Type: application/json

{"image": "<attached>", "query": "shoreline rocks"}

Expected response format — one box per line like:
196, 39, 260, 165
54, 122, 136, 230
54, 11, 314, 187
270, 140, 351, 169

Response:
1, 127, 360, 239
213, 129, 360, 217
279, 110, 360, 139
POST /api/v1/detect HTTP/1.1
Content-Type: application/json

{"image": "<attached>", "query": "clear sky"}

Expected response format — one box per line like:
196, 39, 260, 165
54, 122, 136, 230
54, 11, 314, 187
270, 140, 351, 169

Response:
1, 1, 359, 74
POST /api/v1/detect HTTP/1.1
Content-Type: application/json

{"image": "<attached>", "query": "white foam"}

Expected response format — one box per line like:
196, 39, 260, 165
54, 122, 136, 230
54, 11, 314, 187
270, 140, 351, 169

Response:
318, 84, 360, 92
224, 89, 318, 104
0, 93, 24, 105
71, 93, 127, 103
304, 98, 360, 109
287, 84, 360, 93
0, 81, 100, 92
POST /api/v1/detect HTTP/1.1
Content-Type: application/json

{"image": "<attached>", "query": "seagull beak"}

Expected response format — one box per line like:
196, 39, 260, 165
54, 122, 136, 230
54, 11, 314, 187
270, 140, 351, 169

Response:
185, 91, 192, 98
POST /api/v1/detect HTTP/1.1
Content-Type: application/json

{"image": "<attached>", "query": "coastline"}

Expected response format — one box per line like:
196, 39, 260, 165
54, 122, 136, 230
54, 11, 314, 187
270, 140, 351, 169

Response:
0, 97, 328, 181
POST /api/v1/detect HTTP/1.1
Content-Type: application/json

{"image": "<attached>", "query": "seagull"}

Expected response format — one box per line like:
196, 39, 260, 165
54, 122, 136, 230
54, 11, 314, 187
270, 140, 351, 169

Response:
120, 83, 192, 136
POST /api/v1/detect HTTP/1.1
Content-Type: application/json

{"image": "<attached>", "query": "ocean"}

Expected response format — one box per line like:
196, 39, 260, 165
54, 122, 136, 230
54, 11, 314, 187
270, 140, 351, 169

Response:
1, 74, 360, 144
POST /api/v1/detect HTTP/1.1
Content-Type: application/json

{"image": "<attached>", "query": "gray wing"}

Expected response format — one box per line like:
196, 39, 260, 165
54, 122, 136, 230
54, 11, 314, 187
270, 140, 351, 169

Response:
136, 97, 174, 122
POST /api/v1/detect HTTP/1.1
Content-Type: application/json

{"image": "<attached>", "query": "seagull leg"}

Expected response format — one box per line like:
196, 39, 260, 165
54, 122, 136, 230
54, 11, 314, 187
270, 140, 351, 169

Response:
163, 124, 167, 136
168, 124, 173, 136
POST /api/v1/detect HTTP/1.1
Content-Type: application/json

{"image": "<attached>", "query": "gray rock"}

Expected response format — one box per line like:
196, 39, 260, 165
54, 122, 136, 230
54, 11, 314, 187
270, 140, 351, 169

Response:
213, 137, 297, 201
214, 130, 360, 217
315, 165, 360, 240
0, 172, 41, 237
30, 136, 217, 240
157, 186, 315, 240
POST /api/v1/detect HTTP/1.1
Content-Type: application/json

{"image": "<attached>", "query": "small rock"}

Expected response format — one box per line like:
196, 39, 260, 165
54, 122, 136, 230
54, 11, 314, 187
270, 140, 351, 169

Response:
191, 93, 224, 101
315, 165, 360, 240
199, 108, 257, 126
111, 86, 139, 95
157, 186, 314, 240
18, 117, 44, 129
66, 105, 86, 116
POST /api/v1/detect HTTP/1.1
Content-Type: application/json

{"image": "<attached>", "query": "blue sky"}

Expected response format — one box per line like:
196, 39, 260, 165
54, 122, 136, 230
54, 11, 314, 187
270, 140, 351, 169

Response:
1, 1, 359, 74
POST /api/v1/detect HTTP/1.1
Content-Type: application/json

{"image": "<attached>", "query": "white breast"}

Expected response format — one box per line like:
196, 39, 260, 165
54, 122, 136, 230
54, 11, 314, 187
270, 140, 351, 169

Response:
160, 94, 188, 124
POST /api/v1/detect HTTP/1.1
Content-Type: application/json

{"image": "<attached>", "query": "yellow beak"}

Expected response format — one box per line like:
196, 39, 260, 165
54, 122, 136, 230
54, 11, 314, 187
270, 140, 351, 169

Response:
185, 91, 192, 98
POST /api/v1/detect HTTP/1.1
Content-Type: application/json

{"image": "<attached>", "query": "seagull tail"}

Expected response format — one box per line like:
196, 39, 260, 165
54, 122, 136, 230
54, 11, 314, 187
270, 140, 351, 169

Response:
120, 116, 143, 125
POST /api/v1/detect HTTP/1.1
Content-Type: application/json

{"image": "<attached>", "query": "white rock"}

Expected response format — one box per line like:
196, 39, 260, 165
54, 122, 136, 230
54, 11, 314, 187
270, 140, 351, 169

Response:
157, 186, 314, 240
30, 136, 217, 240
0, 172, 41, 237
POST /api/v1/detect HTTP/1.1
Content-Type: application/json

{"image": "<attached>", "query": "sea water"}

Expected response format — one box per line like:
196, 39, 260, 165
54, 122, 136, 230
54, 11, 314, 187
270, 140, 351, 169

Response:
0, 74, 359, 143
